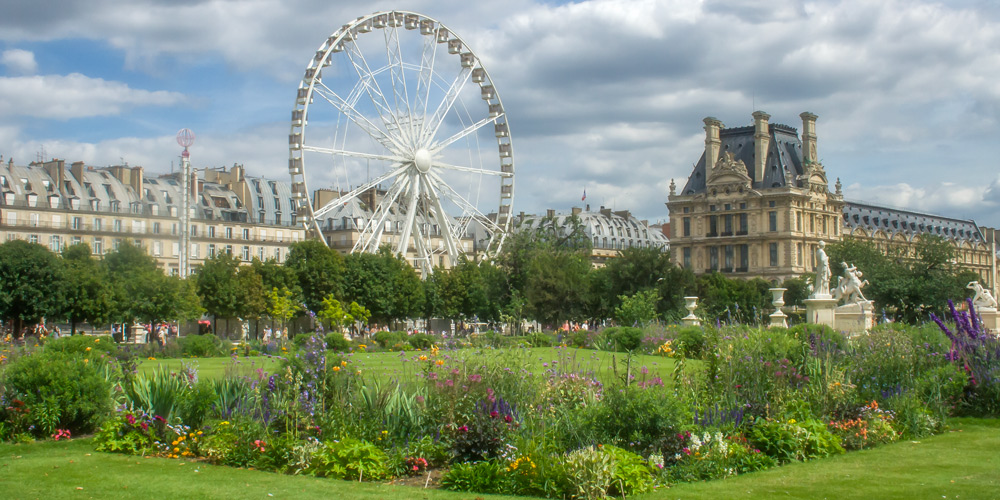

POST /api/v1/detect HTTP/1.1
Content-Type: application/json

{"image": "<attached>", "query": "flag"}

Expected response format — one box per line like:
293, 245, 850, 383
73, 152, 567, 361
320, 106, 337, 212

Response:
581, 188, 587, 201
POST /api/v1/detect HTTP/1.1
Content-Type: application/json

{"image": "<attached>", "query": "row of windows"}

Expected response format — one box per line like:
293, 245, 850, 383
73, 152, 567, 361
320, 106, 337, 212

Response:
3, 232, 287, 263
2, 211, 298, 242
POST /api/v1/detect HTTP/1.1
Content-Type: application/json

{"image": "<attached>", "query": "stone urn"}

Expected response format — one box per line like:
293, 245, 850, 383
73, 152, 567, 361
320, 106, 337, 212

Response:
682, 296, 701, 327
768, 288, 788, 328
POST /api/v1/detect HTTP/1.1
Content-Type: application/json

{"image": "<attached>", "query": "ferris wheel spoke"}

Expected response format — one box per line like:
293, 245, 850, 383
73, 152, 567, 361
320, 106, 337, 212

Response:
411, 220, 433, 275
312, 81, 406, 153
397, 174, 422, 256
422, 177, 462, 260
420, 66, 473, 146
313, 167, 402, 219
360, 175, 410, 253
430, 115, 499, 152
433, 161, 511, 177
428, 171, 504, 234
384, 22, 415, 149
300, 145, 402, 163
415, 31, 437, 130
343, 40, 404, 141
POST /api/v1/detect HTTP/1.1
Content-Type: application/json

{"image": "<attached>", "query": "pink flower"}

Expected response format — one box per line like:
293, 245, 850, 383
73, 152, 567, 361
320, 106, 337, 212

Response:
126, 414, 136, 425
504, 415, 513, 423
490, 411, 499, 418
445, 379, 454, 387
413, 465, 419, 471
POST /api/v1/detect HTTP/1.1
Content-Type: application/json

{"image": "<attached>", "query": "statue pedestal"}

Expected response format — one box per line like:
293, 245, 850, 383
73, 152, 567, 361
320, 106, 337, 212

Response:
804, 295, 837, 329
769, 310, 788, 328
976, 307, 999, 334
835, 301, 874, 335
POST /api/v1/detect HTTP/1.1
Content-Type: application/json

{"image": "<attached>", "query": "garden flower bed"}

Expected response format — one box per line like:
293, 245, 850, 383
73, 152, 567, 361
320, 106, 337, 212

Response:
1, 302, 998, 499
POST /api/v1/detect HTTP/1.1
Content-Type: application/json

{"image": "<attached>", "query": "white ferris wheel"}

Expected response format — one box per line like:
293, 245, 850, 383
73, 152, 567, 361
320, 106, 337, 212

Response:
288, 11, 515, 275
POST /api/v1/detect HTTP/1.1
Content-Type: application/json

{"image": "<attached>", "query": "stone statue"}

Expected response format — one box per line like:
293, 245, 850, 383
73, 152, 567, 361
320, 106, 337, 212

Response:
967, 281, 998, 310
833, 262, 868, 304
813, 241, 831, 297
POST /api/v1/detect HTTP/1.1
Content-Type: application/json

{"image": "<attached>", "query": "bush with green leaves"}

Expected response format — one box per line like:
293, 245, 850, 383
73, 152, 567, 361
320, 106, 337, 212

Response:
306, 437, 392, 481
569, 385, 688, 458
748, 417, 844, 464
665, 431, 776, 484
673, 325, 707, 358
324, 332, 351, 352
407, 333, 435, 350
886, 392, 941, 439
43, 335, 117, 357
178, 334, 227, 357
610, 327, 644, 352
2, 350, 112, 436
603, 445, 656, 497
563, 445, 616, 500
373, 330, 407, 349
440, 460, 509, 494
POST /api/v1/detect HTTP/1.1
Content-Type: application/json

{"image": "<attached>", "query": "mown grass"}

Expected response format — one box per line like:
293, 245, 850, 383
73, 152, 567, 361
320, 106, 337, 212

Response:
139, 346, 689, 386
2, 419, 997, 499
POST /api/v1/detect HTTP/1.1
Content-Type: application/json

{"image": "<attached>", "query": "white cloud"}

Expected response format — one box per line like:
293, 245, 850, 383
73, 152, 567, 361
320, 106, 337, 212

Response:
0, 73, 185, 119
1, 48, 37, 75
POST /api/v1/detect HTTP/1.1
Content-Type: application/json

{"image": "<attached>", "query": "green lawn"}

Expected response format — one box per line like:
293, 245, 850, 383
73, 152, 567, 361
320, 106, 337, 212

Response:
138, 346, 688, 386
2, 419, 997, 499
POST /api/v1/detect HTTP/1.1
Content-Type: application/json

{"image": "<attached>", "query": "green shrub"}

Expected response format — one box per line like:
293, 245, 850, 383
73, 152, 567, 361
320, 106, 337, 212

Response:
93, 411, 156, 455
915, 363, 968, 420
564, 446, 615, 500
292, 332, 313, 347
886, 392, 940, 439
611, 327, 644, 352
527, 331, 554, 347
374, 331, 407, 348
570, 385, 688, 458
787, 323, 847, 352
569, 329, 593, 348
43, 335, 117, 357
307, 437, 392, 480
178, 334, 226, 357
673, 326, 707, 358
665, 431, 777, 484
2, 350, 112, 436
200, 419, 269, 467
324, 332, 351, 352
440, 460, 509, 494
407, 333, 434, 350
748, 417, 844, 464
604, 445, 656, 496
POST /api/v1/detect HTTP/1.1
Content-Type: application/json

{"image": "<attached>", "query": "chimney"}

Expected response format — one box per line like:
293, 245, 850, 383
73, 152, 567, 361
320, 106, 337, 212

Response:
130, 166, 144, 200
571, 207, 582, 216
703, 117, 723, 169
752, 111, 770, 184
42, 159, 65, 193
546, 208, 555, 218
800, 112, 818, 164
71, 161, 85, 183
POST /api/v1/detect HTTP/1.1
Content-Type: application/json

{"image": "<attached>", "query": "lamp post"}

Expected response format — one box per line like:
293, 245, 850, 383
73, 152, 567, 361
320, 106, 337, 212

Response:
176, 129, 195, 278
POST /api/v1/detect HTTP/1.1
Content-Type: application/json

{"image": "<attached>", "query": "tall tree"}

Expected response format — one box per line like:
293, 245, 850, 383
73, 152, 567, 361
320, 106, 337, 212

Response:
285, 240, 345, 313
524, 250, 591, 327
342, 247, 422, 325
0, 240, 65, 337
61, 243, 114, 334
195, 252, 242, 333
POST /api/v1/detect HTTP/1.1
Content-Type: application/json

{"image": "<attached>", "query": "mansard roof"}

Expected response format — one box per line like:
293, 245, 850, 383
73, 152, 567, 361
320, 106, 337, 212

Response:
842, 201, 985, 244
680, 123, 806, 196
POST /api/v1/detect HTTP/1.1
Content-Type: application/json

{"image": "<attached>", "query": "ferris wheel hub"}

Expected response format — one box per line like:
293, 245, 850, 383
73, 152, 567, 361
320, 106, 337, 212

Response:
413, 148, 432, 173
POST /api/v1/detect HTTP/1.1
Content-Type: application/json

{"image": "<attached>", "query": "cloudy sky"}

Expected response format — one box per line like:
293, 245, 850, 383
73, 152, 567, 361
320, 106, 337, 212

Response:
2, 0, 1000, 228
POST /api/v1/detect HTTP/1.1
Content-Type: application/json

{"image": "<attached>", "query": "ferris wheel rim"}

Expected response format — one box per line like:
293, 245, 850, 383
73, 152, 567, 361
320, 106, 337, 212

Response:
288, 10, 515, 272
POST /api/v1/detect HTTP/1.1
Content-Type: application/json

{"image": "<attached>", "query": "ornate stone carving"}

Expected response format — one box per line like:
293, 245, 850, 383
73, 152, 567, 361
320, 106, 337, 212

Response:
812, 241, 831, 298
706, 151, 752, 192
833, 262, 869, 305
968, 281, 998, 310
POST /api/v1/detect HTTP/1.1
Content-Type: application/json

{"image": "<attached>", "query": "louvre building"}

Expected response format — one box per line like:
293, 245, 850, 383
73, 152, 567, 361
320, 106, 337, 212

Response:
666, 111, 998, 295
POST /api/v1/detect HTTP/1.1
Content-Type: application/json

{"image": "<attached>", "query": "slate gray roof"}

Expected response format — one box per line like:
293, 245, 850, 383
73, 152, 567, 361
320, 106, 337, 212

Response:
680, 124, 805, 195
842, 201, 985, 244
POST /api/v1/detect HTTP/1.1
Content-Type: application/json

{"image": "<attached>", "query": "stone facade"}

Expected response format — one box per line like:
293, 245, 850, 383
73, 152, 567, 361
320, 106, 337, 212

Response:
667, 112, 999, 296
0, 159, 306, 272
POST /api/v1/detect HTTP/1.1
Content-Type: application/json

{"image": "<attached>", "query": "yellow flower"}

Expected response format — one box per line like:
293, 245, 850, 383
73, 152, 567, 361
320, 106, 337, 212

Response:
431, 345, 440, 356
341, 360, 347, 367
358, 344, 367, 350
356, 370, 361, 375
94, 338, 100, 343
788, 419, 797, 424
220, 421, 230, 426
332, 366, 341, 372
173, 447, 179, 453
85, 347, 91, 351
83, 359, 89, 363
435, 360, 444, 366
148, 357, 156, 361
418, 355, 428, 361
